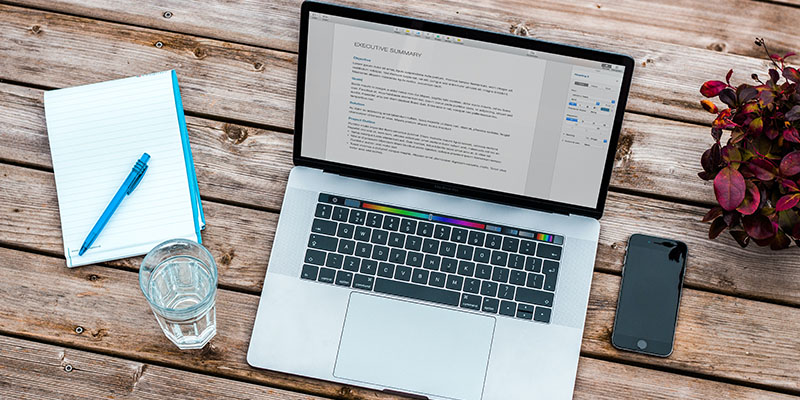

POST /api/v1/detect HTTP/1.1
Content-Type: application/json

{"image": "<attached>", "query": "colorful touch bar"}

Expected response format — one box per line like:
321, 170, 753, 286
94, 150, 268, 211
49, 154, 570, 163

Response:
535, 233, 553, 243
431, 216, 485, 229
362, 202, 485, 230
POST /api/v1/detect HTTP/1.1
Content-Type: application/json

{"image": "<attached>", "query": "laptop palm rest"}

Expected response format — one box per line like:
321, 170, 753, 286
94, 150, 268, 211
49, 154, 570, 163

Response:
334, 292, 496, 400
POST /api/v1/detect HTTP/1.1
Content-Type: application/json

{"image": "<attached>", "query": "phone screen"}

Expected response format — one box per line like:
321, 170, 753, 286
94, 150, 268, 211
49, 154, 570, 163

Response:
612, 234, 687, 356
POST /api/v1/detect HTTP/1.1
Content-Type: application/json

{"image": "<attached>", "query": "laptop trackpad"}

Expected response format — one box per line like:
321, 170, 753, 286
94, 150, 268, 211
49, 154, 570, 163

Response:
334, 292, 495, 400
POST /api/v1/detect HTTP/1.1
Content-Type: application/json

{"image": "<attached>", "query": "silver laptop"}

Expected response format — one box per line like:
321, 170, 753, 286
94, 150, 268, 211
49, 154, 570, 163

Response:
248, 2, 634, 399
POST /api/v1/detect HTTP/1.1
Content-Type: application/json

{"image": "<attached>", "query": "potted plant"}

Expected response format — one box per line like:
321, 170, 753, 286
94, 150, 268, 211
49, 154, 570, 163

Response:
698, 38, 800, 249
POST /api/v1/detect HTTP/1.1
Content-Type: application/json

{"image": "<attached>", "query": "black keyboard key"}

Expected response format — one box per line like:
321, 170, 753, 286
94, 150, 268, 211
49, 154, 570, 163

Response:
406, 252, 424, 267
473, 248, 490, 263
486, 234, 502, 249
343, 256, 360, 272
372, 246, 389, 261
463, 278, 481, 294
349, 210, 366, 225
337, 223, 354, 239
377, 262, 394, 278
516, 287, 554, 307
537, 243, 562, 260
315, 203, 332, 219
439, 242, 456, 257
326, 253, 343, 269
446, 274, 464, 290
520, 240, 537, 255
417, 222, 434, 237
451, 228, 468, 243
468, 231, 485, 246
482, 297, 500, 313
388, 232, 405, 248
311, 218, 336, 235
499, 300, 516, 316
405, 236, 422, 251
509, 270, 526, 285
382, 216, 400, 231
456, 244, 474, 260
434, 225, 451, 240
400, 219, 417, 234
441, 258, 458, 273
457, 261, 476, 277
527, 273, 544, 289
308, 234, 337, 251
492, 267, 509, 283
304, 249, 326, 265
335, 270, 353, 286
301, 264, 319, 280
389, 248, 407, 264
508, 254, 524, 269
430, 271, 446, 287
361, 260, 378, 275
332, 206, 349, 222
374, 278, 460, 307
525, 257, 542, 272
354, 226, 371, 242
337, 239, 355, 255
498, 284, 515, 300
411, 268, 429, 284
475, 263, 492, 280
371, 229, 388, 245
460, 294, 482, 310
366, 212, 383, 227
422, 238, 440, 254
480, 281, 498, 297
534, 307, 552, 323
543, 260, 559, 276
395, 265, 412, 281
424, 254, 441, 270
355, 242, 372, 258
502, 237, 519, 252
491, 251, 508, 266
544, 274, 558, 292
353, 274, 374, 290
517, 303, 534, 320
318, 267, 336, 283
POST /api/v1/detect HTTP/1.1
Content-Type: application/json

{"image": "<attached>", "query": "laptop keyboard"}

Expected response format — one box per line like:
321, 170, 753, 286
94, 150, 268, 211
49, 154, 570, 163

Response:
300, 193, 564, 324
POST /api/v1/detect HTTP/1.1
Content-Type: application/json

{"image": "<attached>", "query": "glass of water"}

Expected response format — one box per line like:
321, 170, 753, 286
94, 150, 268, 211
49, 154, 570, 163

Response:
139, 239, 218, 350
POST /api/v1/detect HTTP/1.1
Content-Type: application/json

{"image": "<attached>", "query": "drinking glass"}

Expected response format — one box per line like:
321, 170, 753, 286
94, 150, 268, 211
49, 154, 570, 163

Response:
139, 239, 218, 349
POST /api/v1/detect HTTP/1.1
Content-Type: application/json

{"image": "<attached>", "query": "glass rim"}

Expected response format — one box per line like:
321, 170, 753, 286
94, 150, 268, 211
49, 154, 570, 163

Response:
139, 239, 218, 317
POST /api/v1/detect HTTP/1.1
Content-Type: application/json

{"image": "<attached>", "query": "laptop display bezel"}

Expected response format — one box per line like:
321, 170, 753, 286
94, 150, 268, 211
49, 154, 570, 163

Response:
293, 0, 635, 219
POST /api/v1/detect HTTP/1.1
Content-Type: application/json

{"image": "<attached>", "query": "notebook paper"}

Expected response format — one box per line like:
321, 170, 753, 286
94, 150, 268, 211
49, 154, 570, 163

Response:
44, 71, 204, 267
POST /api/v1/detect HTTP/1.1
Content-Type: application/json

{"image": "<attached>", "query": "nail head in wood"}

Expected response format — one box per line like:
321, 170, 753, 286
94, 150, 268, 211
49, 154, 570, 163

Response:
75, 326, 84, 334
163, 11, 173, 19
64, 364, 73, 372
155, 41, 163, 48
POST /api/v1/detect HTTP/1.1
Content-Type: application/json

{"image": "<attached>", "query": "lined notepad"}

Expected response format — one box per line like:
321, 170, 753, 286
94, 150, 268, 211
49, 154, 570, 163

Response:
44, 70, 204, 267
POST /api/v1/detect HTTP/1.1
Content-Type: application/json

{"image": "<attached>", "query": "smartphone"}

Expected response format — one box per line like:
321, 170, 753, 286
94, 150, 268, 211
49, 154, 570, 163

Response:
611, 234, 688, 357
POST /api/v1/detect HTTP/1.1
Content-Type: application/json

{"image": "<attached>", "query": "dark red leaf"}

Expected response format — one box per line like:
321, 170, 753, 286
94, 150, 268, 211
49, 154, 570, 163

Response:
771, 230, 792, 250
787, 105, 800, 122
776, 193, 800, 211
784, 126, 800, 143
723, 210, 740, 227
700, 80, 727, 97
748, 158, 778, 180
721, 145, 742, 164
709, 217, 727, 239
698, 171, 712, 180
725, 69, 733, 84
770, 54, 782, 60
736, 180, 761, 215
714, 166, 746, 211
702, 206, 724, 222
719, 88, 737, 108
740, 102, 760, 115
782, 179, 800, 192
742, 214, 776, 240
737, 85, 758, 103
729, 230, 750, 248
769, 68, 780, 83
785, 52, 797, 59
784, 67, 800, 84
780, 151, 800, 176
711, 128, 722, 141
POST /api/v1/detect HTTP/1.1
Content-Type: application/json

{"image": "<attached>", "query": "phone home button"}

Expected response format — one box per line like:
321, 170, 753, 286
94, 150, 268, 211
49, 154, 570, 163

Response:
636, 339, 648, 350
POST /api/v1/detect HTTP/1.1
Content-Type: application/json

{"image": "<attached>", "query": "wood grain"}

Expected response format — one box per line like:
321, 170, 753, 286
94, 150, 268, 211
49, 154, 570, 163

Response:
7, 0, 799, 59
0, 3, 778, 129
0, 335, 325, 400
0, 247, 797, 395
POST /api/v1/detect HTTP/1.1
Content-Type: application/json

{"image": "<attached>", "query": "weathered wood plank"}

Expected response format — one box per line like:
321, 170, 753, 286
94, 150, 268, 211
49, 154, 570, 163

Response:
0, 247, 797, 394
6, 0, 798, 60
0, 3, 778, 128
0, 335, 325, 400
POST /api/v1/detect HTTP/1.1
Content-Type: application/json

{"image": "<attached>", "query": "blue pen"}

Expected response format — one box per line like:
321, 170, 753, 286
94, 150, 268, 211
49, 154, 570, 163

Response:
79, 153, 150, 256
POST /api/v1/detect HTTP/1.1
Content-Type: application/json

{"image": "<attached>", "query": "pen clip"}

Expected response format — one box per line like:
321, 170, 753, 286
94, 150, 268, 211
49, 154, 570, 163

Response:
127, 164, 148, 194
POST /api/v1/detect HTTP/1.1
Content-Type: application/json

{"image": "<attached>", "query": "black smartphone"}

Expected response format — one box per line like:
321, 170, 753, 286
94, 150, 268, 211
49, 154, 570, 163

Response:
611, 234, 688, 357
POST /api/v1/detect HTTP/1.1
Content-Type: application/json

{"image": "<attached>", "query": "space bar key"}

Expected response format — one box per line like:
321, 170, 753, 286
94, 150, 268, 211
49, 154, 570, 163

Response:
374, 278, 460, 307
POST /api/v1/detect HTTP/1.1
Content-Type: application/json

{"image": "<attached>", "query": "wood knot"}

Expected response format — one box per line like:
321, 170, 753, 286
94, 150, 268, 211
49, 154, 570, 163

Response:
596, 3, 602, 8
30, 25, 42, 34
90, 328, 109, 340
253, 62, 264, 71
219, 249, 235, 266
614, 134, 633, 162
223, 123, 248, 144
12, 208, 20, 213
88, 274, 100, 282
337, 386, 359, 400
707, 42, 727, 52
193, 47, 207, 59
509, 22, 531, 37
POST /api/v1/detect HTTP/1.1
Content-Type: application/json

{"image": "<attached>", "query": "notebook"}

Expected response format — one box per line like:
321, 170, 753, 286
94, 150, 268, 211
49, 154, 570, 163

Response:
44, 70, 205, 268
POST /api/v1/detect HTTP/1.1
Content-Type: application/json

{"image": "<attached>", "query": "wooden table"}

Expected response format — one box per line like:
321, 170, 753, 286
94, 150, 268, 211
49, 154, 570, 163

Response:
1, 0, 799, 398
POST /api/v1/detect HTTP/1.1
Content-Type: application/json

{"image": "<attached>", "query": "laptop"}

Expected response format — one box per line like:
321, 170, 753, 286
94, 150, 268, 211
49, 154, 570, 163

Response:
248, 2, 634, 399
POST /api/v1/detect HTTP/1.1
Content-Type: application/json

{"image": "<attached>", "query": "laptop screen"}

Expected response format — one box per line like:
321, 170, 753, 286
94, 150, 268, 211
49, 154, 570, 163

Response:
300, 11, 628, 210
